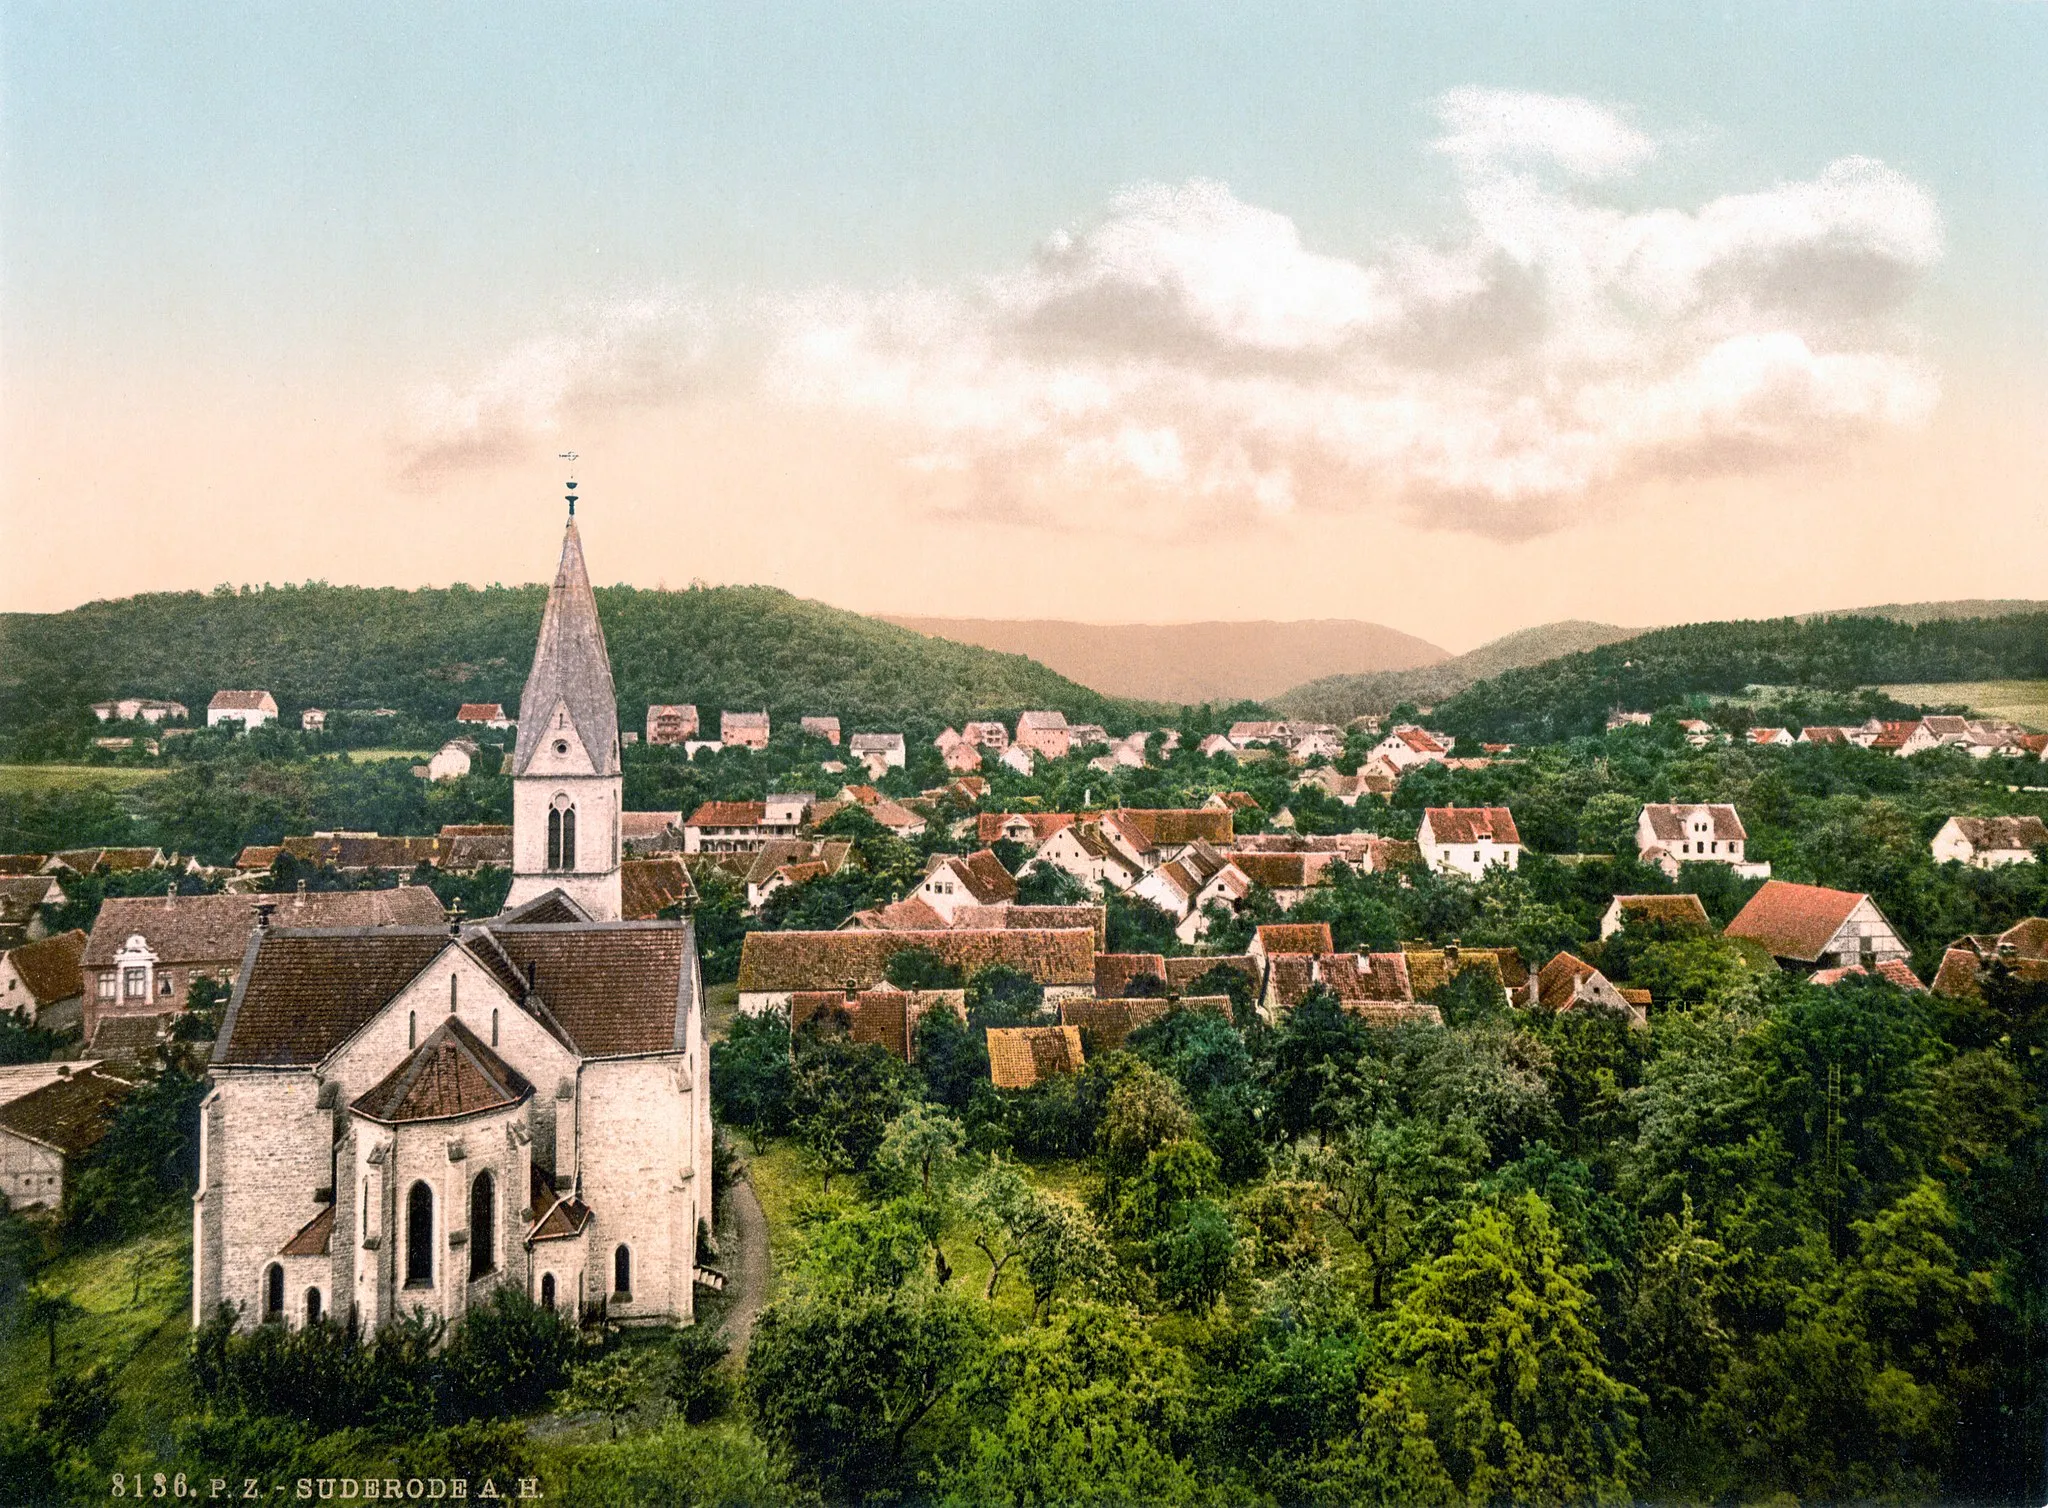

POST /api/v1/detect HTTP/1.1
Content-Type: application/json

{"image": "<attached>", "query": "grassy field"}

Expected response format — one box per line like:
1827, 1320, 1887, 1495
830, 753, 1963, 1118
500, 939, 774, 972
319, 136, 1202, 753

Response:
343, 748, 433, 763
0, 764, 168, 792
0, 1216, 195, 1458
703, 983, 740, 1044
1882, 680, 2048, 727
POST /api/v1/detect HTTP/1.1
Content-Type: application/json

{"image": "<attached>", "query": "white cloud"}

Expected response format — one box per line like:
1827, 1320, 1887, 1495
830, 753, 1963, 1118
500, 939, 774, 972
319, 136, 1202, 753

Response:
397, 88, 1943, 541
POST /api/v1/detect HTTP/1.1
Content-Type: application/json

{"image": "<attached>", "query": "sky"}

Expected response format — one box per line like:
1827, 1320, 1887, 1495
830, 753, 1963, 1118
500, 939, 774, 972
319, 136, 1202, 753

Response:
3, 1, 2044, 651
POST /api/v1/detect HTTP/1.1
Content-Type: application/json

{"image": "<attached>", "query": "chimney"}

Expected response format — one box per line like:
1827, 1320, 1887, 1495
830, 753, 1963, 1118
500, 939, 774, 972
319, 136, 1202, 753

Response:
164, 882, 177, 909
295, 879, 308, 907
254, 902, 276, 930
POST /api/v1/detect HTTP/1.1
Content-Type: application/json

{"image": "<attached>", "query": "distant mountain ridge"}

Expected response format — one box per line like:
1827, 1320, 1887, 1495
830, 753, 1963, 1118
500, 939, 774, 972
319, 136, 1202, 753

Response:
1808, 599, 2048, 625
1271, 620, 1641, 722
884, 616, 1449, 705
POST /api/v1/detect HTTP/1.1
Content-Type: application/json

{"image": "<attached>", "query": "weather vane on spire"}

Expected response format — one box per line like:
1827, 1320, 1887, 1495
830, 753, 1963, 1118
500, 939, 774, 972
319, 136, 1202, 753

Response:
559, 452, 579, 518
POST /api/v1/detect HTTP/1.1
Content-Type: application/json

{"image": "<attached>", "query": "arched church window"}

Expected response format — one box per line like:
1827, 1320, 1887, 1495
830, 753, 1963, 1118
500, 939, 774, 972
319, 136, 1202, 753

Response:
305, 1288, 322, 1326
362, 1179, 370, 1239
548, 797, 578, 871
613, 1244, 632, 1297
406, 1181, 434, 1287
264, 1263, 284, 1321
491, 1008, 499, 1046
540, 1273, 556, 1311
469, 1171, 496, 1280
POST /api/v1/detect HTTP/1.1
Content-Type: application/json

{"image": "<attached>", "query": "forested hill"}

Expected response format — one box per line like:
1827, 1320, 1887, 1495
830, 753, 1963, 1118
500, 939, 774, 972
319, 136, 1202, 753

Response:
1272, 620, 1638, 722
0, 582, 1148, 741
1436, 611, 2048, 744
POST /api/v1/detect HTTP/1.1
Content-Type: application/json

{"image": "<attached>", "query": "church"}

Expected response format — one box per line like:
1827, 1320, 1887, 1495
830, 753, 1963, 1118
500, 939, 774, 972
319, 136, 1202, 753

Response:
193, 502, 713, 1333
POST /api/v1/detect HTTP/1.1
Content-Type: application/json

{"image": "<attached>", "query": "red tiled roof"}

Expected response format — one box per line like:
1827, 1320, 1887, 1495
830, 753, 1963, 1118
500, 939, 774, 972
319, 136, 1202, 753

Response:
3, 929, 86, 1007
1094, 953, 1167, 997
686, 801, 769, 828
978, 812, 1079, 844
281, 1204, 335, 1257
1537, 952, 1599, 1009
209, 690, 274, 711
1423, 807, 1521, 846
1724, 881, 1866, 963
352, 1017, 534, 1124
86, 888, 444, 968
1105, 808, 1235, 851
844, 897, 949, 932
1257, 923, 1334, 956
456, 703, 506, 721
1812, 959, 1925, 992
621, 858, 692, 920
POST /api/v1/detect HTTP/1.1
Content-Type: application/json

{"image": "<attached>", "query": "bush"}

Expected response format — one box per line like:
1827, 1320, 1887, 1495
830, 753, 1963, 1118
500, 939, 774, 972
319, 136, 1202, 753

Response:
442, 1287, 582, 1418
668, 1325, 732, 1424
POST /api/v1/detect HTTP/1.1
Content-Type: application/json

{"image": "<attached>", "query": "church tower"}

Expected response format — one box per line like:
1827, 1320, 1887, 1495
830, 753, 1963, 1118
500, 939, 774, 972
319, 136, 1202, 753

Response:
504, 492, 623, 921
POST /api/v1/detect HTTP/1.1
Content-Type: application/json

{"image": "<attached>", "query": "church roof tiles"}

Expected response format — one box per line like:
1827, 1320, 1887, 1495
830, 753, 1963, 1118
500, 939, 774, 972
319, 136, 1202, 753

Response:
511, 521, 622, 779
352, 1017, 533, 1124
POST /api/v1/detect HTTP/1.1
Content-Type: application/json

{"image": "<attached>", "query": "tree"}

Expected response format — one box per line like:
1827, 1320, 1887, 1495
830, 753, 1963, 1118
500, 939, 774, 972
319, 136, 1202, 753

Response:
887, 945, 965, 991
560, 1348, 655, 1440
788, 1036, 912, 1190
958, 1161, 1044, 1302
965, 965, 1046, 1028
20, 1287, 83, 1373
1151, 1197, 1234, 1312
875, 1102, 966, 1196
1577, 791, 1641, 858
1383, 1193, 1645, 1504
710, 1011, 795, 1148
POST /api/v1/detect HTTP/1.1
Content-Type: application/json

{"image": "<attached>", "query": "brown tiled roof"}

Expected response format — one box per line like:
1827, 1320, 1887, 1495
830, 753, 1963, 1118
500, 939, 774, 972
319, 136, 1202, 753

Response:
439, 824, 514, 839
528, 1165, 593, 1242
1209, 791, 1261, 811
844, 897, 949, 931
0, 1067, 131, 1155
1812, 959, 1926, 991
1266, 951, 1417, 1014
236, 845, 283, 870
621, 811, 682, 841
934, 850, 1018, 906
353, 1017, 533, 1124
1724, 881, 1866, 963
1998, 917, 2048, 956
1423, 807, 1522, 845
216, 930, 451, 1065
4, 929, 86, 1006
281, 1204, 335, 1257
987, 1025, 1084, 1089
1258, 923, 1334, 956
1537, 952, 1599, 1010
1061, 997, 1173, 1050
1801, 726, 1849, 744
1105, 809, 1235, 852
0, 876, 60, 925
1931, 947, 1982, 999
1948, 815, 2048, 853
497, 891, 589, 925
1230, 853, 1338, 889
955, 905, 1108, 948
1608, 894, 1711, 932
86, 887, 444, 968
209, 690, 274, 711
51, 848, 166, 874
278, 834, 444, 870
1094, 953, 1167, 997
456, 703, 506, 721
89, 1012, 174, 1061
1164, 954, 1260, 992
686, 801, 769, 828
0, 855, 49, 876
1641, 804, 1748, 843
621, 859, 691, 920
868, 799, 927, 833
739, 928, 1094, 992
444, 833, 513, 870
1402, 944, 1529, 996
488, 925, 694, 1056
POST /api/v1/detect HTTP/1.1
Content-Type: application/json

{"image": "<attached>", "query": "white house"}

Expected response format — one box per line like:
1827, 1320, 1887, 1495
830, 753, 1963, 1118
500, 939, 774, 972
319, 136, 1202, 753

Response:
1725, 880, 1910, 972
1370, 726, 1453, 772
194, 510, 712, 1339
92, 698, 188, 724
300, 709, 327, 732
208, 691, 278, 729
849, 733, 907, 774
1635, 804, 1770, 879
681, 793, 813, 855
913, 850, 1019, 922
998, 745, 1036, 777
1, 1067, 133, 1210
1932, 815, 2048, 868
721, 711, 771, 750
1028, 823, 1143, 891
425, 738, 482, 782
1417, 807, 1523, 878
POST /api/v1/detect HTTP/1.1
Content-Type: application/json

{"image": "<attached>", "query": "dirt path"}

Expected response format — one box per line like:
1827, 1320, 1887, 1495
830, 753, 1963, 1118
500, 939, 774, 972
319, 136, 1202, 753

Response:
713, 1176, 771, 1362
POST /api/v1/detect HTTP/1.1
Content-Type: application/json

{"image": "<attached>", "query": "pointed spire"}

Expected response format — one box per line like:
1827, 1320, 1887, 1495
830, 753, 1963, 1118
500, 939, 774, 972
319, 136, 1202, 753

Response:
511, 515, 621, 777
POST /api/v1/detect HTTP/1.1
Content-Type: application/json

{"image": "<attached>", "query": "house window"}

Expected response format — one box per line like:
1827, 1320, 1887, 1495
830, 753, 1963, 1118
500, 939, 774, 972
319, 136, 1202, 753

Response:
97, 976, 116, 1001
405, 1182, 434, 1287
613, 1244, 632, 1297
305, 1288, 322, 1326
160, 973, 174, 996
469, 1171, 496, 1280
548, 798, 577, 870
264, 1264, 285, 1321
123, 967, 146, 1000
540, 1273, 556, 1311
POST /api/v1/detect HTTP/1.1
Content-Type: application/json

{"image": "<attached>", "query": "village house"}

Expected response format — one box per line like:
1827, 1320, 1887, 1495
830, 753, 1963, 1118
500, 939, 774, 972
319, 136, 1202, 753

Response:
1634, 803, 1769, 878
0, 928, 88, 1032
1606, 711, 1652, 731
800, 715, 841, 745
1371, 725, 1453, 772
233, 832, 445, 876
1025, 823, 1145, 891
1260, 949, 1430, 1027
962, 721, 1009, 751
1060, 997, 1172, 1053
620, 811, 684, 856
1871, 719, 1942, 758
1098, 808, 1236, 872
811, 786, 927, 839
1931, 814, 2048, 868
735, 927, 1095, 1016
998, 745, 1035, 776
681, 793, 813, 854
721, 711, 771, 750
841, 901, 1107, 946
1014, 711, 1071, 760
986, 1026, 1085, 1089
424, 737, 483, 782
1198, 734, 1237, 759
1226, 851, 1341, 909
619, 857, 694, 920
300, 708, 327, 732
912, 850, 1019, 922
1598, 893, 1712, 940
1747, 727, 1795, 747
1537, 953, 1648, 1027
741, 839, 853, 911
789, 986, 965, 1062
0, 1066, 134, 1210
977, 812, 1080, 849
208, 690, 278, 729
1724, 880, 1910, 972
1811, 958, 1925, 991
1799, 726, 1851, 746
935, 733, 984, 774
84, 885, 446, 1046
0, 875, 66, 948
92, 697, 189, 724
1249, 922, 1334, 961
45, 847, 177, 876
645, 705, 700, 745
849, 732, 907, 774
457, 703, 514, 730
1130, 844, 1244, 943
1089, 734, 1150, 773
1930, 917, 2048, 1002
1068, 723, 1111, 749
1417, 807, 1523, 878
1403, 941, 1536, 1008
195, 510, 712, 1337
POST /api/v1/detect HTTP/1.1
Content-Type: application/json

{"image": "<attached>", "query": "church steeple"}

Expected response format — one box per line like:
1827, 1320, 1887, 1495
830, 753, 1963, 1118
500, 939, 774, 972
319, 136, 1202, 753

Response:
512, 518, 621, 779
